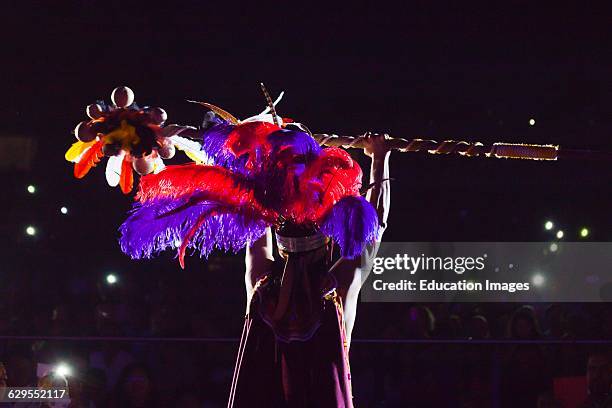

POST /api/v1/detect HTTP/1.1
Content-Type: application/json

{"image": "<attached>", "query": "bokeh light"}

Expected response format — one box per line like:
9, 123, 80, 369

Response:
26, 226, 36, 236
54, 363, 71, 377
27, 185, 36, 194
544, 220, 554, 230
529, 118, 536, 126
106, 274, 118, 285
579, 227, 589, 238
60, 206, 68, 215
532, 273, 545, 287
556, 230, 564, 239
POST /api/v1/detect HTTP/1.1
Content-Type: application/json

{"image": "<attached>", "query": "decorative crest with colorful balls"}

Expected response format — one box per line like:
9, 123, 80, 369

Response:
65, 86, 202, 193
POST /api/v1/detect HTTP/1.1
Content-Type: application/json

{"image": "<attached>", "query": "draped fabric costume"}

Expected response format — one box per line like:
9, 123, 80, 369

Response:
229, 250, 354, 407
66, 90, 380, 408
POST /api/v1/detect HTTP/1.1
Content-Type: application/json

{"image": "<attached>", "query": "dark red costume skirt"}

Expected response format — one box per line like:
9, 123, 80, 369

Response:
228, 272, 353, 408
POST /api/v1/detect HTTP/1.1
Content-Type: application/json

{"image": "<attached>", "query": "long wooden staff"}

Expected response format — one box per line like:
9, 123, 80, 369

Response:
312, 133, 612, 161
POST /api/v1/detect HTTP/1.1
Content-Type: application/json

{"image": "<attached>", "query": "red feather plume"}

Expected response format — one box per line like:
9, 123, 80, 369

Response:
119, 155, 134, 194
224, 122, 280, 169
136, 164, 277, 221
74, 140, 105, 179
286, 147, 362, 222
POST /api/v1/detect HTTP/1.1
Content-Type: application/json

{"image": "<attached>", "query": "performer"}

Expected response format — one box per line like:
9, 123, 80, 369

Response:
66, 86, 391, 408
229, 133, 391, 408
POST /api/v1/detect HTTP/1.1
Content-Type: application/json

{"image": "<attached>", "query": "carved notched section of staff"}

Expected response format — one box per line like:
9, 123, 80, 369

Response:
312, 133, 559, 161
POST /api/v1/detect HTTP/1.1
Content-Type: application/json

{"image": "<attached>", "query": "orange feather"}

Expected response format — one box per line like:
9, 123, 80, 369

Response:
119, 156, 134, 194
74, 140, 105, 179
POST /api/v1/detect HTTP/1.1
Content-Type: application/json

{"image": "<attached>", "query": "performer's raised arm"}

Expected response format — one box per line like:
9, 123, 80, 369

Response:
329, 132, 391, 341
363, 132, 392, 259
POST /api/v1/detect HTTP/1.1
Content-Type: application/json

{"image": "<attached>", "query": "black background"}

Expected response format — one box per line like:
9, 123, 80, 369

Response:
3, 0, 612, 290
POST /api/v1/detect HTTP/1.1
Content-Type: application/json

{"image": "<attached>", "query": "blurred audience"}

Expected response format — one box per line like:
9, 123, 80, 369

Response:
580, 351, 612, 408
110, 363, 157, 408
506, 305, 542, 339
467, 314, 490, 339
405, 306, 435, 339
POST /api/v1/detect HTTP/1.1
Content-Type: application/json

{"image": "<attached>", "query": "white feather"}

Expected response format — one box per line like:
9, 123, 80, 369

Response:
241, 113, 277, 124
153, 155, 165, 174
169, 135, 210, 164
169, 134, 200, 152
105, 151, 125, 187
258, 91, 285, 115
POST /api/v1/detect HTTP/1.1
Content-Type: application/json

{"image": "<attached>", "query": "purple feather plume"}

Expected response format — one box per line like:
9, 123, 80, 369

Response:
119, 195, 267, 259
200, 121, 251, 174
320, 196, 380, 259
267, 129, 322, 158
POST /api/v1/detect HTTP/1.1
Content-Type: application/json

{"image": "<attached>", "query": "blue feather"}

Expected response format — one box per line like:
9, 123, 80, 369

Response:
320, 196, 379, 259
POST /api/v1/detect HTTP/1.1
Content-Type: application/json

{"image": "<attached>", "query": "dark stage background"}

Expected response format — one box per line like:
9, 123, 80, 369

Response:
1, 2, 611, 407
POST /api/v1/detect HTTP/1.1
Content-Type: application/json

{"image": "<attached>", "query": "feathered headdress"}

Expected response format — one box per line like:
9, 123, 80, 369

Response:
74, 85, 380, 267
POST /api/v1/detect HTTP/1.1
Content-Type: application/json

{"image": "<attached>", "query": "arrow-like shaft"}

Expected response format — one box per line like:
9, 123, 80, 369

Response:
313, 133, 559, 160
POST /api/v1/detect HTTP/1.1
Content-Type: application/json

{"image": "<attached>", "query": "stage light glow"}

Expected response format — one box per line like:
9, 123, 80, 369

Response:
549, 243, 558, 252
106, 274, 118, 285
60, 206, 68, 215
580, 227, 589, 238
26, 226, 36, 236
532, 273, 545, 287
27, 185, 36, 194
556, 230, 564, 239
544, 220, 554, 230
54, 363, 71, 377
529, 118, 536, 126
